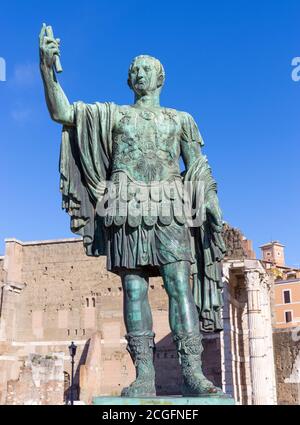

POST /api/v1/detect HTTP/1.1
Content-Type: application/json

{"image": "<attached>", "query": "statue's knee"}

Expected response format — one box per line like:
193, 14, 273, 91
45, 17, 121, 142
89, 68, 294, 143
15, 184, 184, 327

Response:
124, 276, 147, 302
164, 281, 177, 299
167, 277, 190, 302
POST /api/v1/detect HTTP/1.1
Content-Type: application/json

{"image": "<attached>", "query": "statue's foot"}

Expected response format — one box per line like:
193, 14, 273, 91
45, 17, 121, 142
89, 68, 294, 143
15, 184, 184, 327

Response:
121, 379, 156, 398
182, 373, 224, 397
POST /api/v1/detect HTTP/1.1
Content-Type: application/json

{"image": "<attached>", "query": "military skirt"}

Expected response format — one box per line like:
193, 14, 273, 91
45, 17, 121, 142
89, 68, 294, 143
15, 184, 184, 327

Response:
103, 172, 194, 277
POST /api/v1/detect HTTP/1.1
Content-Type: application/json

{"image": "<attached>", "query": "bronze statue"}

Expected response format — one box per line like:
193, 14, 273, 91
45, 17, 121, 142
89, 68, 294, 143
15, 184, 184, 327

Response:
39, 23, 226, 397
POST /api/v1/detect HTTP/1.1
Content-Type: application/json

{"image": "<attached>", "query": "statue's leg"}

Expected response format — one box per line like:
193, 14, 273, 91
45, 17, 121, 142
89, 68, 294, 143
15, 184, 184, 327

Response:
160, 261, 222, 396
121, 270, 152, 333
120, 270, 156, 397
160, 261, 198, 335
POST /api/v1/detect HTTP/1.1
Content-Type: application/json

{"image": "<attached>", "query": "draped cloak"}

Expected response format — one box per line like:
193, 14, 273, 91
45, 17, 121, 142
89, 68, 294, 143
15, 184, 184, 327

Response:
59, 101, 226, 332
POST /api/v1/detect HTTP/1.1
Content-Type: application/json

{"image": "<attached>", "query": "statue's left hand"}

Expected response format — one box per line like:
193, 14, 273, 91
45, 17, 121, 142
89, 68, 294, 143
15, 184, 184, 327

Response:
205, 197, 223, 231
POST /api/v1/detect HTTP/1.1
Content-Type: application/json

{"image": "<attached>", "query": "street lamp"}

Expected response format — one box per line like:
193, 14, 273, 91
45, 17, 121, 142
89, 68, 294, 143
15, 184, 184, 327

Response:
68, 341, 77, 405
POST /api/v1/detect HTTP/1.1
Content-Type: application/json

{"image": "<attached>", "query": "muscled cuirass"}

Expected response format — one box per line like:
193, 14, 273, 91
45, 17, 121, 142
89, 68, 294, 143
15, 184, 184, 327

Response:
111, 105, 182, 183
103, 105, 187, 229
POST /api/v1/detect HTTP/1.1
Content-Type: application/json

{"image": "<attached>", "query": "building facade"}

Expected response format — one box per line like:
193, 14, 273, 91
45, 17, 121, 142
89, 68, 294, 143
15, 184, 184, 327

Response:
273, 279, 300, 329
260, 241, 300, 329
260, 241, 300, 404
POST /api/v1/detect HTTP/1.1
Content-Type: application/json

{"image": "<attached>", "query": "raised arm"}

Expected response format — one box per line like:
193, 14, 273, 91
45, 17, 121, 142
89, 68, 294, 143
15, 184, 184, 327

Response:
39, 24, 74, 126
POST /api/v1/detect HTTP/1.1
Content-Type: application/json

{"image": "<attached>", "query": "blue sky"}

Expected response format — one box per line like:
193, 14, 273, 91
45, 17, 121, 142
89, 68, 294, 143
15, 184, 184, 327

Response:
0, 0, 299, 265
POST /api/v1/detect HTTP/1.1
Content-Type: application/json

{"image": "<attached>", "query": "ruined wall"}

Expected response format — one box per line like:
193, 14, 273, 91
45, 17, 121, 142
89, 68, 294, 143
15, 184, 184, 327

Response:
0, 238, 221, 403
13, 238, 177, 343
222, 223, 255, 260
6, 353, 64, 405
273, 328, 300, 405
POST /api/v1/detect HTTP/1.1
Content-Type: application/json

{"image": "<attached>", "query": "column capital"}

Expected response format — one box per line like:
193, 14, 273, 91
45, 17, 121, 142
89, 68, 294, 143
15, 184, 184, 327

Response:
244, 269, 272, 292
260, 273, 272, 291
244, 269, 261, 291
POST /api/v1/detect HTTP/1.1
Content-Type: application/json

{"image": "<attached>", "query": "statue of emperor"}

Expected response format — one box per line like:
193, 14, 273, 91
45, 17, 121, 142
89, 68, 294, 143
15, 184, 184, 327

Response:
39, 24, 226, 397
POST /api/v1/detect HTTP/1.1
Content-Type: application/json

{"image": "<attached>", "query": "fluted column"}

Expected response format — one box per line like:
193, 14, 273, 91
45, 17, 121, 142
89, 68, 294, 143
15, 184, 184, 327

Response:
220, 262, 235, 397
245, 268, 267, 405
260, 274, 277, 404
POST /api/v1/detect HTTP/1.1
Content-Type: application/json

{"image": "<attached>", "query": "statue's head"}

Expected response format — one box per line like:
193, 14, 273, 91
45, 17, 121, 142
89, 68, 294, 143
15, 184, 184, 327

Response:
128, 55, 165, 96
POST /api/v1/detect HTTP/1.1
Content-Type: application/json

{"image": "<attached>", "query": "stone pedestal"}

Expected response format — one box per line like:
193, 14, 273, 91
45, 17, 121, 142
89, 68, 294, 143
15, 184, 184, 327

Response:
93, 396, 235, 405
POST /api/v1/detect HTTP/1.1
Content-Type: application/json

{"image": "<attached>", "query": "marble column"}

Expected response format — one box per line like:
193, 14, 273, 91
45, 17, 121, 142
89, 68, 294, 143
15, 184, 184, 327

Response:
245, 268, 268, 405
220, 262, 234, 397
260, 274, 277, 404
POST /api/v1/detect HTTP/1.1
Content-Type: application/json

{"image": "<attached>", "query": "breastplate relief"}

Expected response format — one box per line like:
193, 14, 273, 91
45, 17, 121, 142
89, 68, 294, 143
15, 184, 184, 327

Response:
112, 106, 182, 182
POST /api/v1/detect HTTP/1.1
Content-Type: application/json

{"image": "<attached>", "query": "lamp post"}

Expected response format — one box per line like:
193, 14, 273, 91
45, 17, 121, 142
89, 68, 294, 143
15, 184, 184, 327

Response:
68, 341, 77, 405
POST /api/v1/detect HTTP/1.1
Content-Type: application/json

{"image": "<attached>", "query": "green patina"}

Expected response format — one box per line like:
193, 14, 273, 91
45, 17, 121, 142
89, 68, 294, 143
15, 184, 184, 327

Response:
40, 24, 227, 398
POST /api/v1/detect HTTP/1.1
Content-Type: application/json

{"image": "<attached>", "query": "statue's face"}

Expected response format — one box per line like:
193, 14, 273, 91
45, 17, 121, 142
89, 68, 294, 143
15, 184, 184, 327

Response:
129, 57, 161, 95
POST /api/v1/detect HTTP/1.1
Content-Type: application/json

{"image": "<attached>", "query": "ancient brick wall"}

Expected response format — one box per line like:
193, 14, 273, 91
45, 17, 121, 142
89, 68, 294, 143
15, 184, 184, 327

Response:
14, 239, 172, 343
0, 239, 223, 401
0, 232, 280, 404
0, 238, 228, 402
5, 353, 64, 405
273, 328, 300, 405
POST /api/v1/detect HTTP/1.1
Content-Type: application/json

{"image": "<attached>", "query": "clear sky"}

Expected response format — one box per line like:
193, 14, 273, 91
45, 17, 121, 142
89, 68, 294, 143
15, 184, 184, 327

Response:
0, 0, 299, 265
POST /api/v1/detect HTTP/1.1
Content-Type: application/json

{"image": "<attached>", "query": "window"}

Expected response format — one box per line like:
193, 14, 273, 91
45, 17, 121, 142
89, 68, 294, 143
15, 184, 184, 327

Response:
285, 311, 292, 323
283, 290, 291, 304
86, 298, 89, 307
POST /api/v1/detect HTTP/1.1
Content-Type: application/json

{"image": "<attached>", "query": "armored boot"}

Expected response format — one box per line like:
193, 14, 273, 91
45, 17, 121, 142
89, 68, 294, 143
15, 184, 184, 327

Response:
173, 332, 223, 396
121, 331, 156, 397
